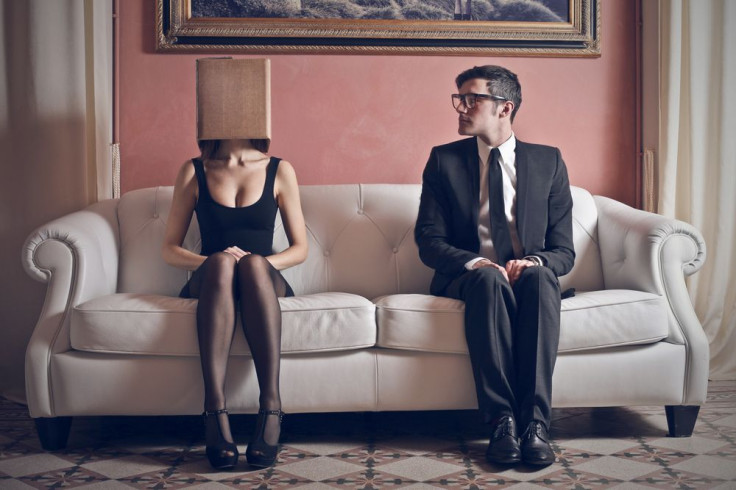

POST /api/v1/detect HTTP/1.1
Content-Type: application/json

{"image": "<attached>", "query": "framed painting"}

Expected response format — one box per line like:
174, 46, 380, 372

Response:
156, 0, 600, 57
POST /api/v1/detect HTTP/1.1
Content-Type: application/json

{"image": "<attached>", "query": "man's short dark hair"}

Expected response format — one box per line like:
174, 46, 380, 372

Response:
455, 65, 522, 122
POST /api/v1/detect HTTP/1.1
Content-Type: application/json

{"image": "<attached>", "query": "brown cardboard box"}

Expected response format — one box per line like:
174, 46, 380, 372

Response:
196, 58, 271, 140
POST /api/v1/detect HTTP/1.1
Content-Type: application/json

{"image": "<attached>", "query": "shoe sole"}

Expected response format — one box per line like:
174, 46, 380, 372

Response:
206, 454, 238, 470
523, 457, 555, 466
247, 460, 276, 468
246, 452, 278, 468
486, 455, 521, 465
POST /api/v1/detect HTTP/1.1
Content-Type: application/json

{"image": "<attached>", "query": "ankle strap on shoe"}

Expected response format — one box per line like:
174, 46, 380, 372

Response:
258, 409, 283, 420
203, 408, 229, 417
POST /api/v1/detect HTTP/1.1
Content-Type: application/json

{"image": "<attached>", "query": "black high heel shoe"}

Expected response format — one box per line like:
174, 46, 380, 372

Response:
203, 409, 239, 470
245, 409, 283, 468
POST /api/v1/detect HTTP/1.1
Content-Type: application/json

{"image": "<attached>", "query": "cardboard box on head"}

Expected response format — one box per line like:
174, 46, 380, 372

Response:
196, 58, 271, 141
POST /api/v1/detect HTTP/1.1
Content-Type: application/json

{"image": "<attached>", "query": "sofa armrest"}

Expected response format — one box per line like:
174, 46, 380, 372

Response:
595, 195, 708, 404
21, 199, 120, 417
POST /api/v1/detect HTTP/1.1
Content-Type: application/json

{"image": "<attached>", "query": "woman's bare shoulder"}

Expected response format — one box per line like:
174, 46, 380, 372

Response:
274, 159, 299, 198
275, 158, 296, 177
177, 159, 197, 176
173, 159, 199, 190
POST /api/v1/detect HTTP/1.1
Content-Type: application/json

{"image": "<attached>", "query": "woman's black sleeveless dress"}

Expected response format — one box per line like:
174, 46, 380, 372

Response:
179, 156, 294, 298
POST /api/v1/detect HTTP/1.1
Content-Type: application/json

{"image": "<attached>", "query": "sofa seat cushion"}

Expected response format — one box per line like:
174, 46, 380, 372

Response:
375, 290, 669, 354
71, 292, 376, 356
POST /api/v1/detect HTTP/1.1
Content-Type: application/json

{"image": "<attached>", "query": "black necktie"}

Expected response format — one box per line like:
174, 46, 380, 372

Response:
488, 148, 514, 265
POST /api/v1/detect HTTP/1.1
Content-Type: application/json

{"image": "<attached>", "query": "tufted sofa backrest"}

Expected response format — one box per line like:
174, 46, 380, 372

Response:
117, 184, 603, 298
274, 185, 432, 298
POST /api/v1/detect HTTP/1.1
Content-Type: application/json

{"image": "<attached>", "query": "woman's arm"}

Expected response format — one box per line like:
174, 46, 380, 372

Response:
268, 160, 308, 270
162, 160, 206, 271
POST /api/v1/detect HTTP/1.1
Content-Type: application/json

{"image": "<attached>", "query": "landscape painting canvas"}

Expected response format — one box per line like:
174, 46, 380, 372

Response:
157, 0, 599, 56
190, 0, 571, 23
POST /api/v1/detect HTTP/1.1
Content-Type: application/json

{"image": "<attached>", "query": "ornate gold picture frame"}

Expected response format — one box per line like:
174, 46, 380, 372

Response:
156, 0, 600, 57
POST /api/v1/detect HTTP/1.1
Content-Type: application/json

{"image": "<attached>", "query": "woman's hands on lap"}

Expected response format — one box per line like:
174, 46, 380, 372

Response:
224, 246, 250, 261
161, 151, 309, 273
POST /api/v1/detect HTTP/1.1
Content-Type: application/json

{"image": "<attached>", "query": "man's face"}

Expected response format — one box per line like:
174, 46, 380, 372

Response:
456, 78, 502, 139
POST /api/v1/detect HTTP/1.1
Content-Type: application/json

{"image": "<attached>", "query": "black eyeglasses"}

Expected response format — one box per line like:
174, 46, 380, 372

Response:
451, 93, 507, 109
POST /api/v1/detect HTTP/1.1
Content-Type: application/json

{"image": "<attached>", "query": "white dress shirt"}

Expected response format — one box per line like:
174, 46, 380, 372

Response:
465, 134, 525, 269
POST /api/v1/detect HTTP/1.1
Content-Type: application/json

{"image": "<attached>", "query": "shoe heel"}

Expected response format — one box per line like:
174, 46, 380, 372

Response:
245, 409, 282, 468
203, 409, 239, 470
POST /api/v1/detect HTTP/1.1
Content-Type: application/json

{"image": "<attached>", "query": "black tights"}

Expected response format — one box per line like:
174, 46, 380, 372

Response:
184, 252, 291, 445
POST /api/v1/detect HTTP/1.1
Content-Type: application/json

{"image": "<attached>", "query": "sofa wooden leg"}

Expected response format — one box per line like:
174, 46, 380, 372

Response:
665, 405, 700, 437
34, 417, 72, 450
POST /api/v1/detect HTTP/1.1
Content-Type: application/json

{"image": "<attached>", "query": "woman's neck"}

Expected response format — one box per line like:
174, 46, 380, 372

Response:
215, 139, 263, 163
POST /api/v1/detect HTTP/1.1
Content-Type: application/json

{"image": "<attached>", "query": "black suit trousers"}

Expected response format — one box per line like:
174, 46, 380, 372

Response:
442, 265, 561, 428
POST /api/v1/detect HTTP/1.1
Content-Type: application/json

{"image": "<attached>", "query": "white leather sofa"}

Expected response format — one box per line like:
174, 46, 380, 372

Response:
22, 184, 708, 450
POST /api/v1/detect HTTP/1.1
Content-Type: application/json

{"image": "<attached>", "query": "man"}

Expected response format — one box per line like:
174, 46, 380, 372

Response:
415, 65, 574, 466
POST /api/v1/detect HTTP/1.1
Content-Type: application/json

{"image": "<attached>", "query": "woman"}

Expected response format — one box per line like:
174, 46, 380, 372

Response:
162, 138, 307, 470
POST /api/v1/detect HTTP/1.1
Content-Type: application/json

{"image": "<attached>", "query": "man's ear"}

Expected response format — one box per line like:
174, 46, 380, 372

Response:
500, 101, 515, 119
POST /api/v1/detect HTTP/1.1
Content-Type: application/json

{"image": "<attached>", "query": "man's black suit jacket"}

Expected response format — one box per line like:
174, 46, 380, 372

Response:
415, 136, 575, 295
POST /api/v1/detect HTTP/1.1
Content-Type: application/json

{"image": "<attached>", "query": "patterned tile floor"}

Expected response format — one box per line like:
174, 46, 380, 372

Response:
1, 381, 735, 489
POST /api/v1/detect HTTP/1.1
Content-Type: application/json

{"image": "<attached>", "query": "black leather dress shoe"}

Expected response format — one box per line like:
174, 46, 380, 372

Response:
520, 421, 555, 466
486, 415, 521, 465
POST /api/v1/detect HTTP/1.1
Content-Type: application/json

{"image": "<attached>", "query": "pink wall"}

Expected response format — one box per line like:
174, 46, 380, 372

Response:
120, 1, 638, 205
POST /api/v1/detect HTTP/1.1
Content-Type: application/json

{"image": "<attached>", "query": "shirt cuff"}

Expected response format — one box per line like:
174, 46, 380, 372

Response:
523, 255, 544, 267
465, 257, 485, 270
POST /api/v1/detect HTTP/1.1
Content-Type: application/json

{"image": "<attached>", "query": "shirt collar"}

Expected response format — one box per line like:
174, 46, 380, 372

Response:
477, 133, 516, 165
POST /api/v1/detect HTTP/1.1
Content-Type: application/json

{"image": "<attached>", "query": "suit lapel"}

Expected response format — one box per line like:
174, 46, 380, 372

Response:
515, 141, 530, 252
464, 138, 480, 231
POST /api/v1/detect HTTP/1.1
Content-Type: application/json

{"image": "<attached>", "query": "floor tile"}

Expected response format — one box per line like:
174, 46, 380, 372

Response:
82, 454, 168, 479
326, 444, 413, 466
0, 478, 37, 489
71, 481, 139, 490
321, 467, 415, 488
0, 453, 73, 478
501, 466, 566, 483
506, 483, 550, 490
556, 437, 641, 456
283, 440, 364, 456
402, 484, 460, 490
528, 466, 623, 488
277, 444, 321, 465
632, 466, 725, 488
0, 440, 36, 461
173, 458, 251, 481
175, 483, 234, 490
277, 456, 365, 481
218, 467, 314, 488
712, 413, 736, 428
711, 483, 736, 490
607, 483, 655, 489
1, 381, 736, 487
670, 454, 736, 479
286, 483, 335, 490
119, 467, 211, 489
379, 435, 458, 456
610, 444, 694, 466
648, 435, 729, 454
18, 465, 108, 489
375, 456, 465, 481
571, 455, 661, 480
425, 467, 522, 487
